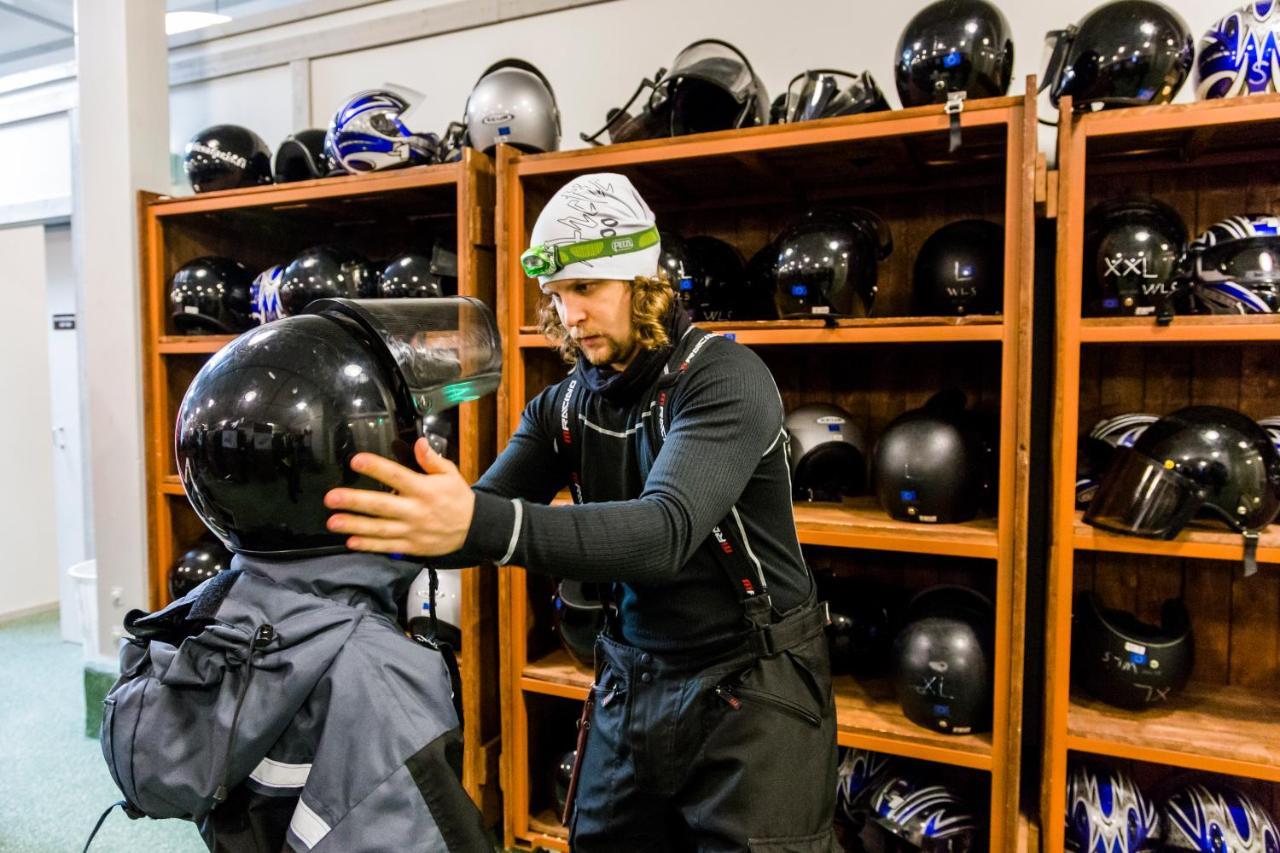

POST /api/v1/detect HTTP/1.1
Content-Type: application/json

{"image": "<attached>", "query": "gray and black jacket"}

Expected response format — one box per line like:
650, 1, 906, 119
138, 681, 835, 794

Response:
99, 553, 490, 852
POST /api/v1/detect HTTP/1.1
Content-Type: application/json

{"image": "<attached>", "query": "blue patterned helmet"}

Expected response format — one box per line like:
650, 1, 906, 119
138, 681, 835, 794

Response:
868, 773, 977, 852
324, 88, 439, 173
837, 748, 894, 825
250, 264, 283, 326
1065, 762, 1160, 853
1187, 214, 1280, 314
1162, 782, 1280, 853
1196, 2, 1280, 99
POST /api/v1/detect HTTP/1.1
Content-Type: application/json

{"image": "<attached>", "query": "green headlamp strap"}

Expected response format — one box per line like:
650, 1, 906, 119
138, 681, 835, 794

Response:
521, 225, 660, 278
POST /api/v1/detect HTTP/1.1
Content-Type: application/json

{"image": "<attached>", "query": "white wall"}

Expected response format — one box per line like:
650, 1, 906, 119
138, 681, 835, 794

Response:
0, 225, 60, 620
169, 64, 292, 159
0, 113, 71, 206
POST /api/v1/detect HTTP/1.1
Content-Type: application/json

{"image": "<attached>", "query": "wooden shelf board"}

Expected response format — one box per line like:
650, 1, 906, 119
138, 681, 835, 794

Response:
1079, 316, 1280, 344
834, 675, 993, 771
795, 497, 999, 558
1073, 511, 1280, 564
518, 317, 1005, 349
522, 651, 992, 771
522, 648, 591, 700
524, 812, 570, 851
548, 492, 999, 558
1079, 91, 1280, 138
1067, 683, 1280, 782
158, 335, 235, 354
159, 476, 184, 496
149, 161, 461, 217
514, 97, 1021, 177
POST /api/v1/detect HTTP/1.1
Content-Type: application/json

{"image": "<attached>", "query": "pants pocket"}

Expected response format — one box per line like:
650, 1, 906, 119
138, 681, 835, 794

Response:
747, 828, 839, 852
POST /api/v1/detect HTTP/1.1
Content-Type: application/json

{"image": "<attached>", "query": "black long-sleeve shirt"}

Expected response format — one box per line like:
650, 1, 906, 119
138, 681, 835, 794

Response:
453, 328, 814, 652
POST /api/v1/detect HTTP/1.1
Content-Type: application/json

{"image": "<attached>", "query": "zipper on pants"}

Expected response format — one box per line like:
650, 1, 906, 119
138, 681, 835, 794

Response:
714, 683, 820, 727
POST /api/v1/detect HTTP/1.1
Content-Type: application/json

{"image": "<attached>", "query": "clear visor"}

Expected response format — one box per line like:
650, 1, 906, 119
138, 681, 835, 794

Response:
662, 40, 753, 102
1083, 447, 1206, 538
309, 297, 501, 417
785, 71, 855, 122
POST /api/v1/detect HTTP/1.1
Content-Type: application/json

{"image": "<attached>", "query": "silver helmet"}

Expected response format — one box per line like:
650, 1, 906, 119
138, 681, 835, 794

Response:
464, 59, 560, 154
786, 402, 867, 502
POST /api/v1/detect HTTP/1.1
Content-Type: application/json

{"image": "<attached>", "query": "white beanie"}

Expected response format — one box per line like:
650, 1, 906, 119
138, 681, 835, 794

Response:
528, 172, 661, 287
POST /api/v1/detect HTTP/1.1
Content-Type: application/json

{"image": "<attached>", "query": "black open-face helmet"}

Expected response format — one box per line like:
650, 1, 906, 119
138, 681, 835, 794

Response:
895, 0, 1015, 108
176, 298, 502, 557
1072, 591, 1192, 709
279, 245, 379, 316
170, 256, 255, 334
773, 208, 893, 319
184, 124, 273, 194
1043, 0, 1195, 111
1083, 199, 1189, 318
1084, 405, 1280, 574
775, 70, 890, 123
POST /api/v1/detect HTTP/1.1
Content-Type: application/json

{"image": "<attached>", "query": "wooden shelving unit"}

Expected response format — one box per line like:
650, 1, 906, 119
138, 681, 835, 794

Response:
137, 151, 502, 821
1043, 93, 1280, 852
496, 84, 1037, 851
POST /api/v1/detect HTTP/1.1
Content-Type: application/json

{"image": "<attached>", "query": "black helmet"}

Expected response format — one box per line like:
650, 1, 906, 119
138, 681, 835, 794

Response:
1084, 405, 1280, 574
1072, 591, 1192, 709
279, 245, 378, 316
773, 208, 893, 319
893, 585, 994, 736
786, 403, 867, 501
683, 236, 758, 321
895, 0, 1015, 108
183, 124, 273, 194
1076, 412, 1160, 507
176, 298, 502, 557
170, 256, 255, 334
1044, 0, 1195, 111
585, 39, 768, 144
378, 244, 458, 299
1186, 214, 1280, 314
168, 535, 233, 600
553, 748, 576, 823
658, 231, 704, 315
1083, 199, 1189, 317
867, 772, 980, 852
553, 579, 605, 668
836, 748, 896, 830
775, 70, 890, 123
821, 576, 894, 676
1065, 761, 1161, 853
871, 390, 996, 524
273, 129, 333, 183
1162, 781, 1280, 853
912, 220, 1004, 316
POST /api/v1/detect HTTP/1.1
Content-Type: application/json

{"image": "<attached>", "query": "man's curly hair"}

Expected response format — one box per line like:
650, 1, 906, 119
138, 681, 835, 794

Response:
537, 273, 675, 365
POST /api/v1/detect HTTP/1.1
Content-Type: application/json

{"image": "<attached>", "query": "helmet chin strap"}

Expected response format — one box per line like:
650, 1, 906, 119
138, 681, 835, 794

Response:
1243, 529, 1259, 577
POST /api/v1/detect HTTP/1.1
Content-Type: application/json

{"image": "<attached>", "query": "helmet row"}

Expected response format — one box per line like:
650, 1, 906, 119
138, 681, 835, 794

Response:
184, 59, 561, 193
1065, 760, 1279, 853
168, 242, 459, 334
837, 749, 983, 852
1085, 201, 1280, 318
663, 216, 1004, 326
787, 391, 997, 525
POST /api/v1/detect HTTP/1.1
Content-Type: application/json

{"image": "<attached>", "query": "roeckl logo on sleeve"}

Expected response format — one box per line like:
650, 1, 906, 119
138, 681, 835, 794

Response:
560, 379, 577, 444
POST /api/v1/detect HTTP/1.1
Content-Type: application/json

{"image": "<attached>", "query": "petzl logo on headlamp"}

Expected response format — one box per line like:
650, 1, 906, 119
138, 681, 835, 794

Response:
610, 237, 635, 252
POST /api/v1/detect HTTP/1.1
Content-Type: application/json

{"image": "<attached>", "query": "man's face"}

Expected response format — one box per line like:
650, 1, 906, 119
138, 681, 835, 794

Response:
542, 278, 638, 370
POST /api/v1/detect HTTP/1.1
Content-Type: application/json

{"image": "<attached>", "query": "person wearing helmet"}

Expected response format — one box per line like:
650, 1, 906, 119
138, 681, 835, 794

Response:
98, 298, 500, 852
324, 173, 837, 850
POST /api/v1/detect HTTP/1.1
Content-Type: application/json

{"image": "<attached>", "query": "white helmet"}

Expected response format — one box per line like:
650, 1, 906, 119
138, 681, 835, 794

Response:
325, 87, 439, 173
464, 59, 561, 154
406, 568, 463, 644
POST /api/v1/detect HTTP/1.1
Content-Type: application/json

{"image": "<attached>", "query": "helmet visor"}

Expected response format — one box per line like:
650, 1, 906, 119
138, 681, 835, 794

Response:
1083, 447, 1205, 538
308, 297, 502, 418
663, 40, 754, 102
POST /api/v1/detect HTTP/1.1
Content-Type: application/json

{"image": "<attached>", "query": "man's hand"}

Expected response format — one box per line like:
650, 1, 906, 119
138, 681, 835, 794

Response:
324, 438, 476, 557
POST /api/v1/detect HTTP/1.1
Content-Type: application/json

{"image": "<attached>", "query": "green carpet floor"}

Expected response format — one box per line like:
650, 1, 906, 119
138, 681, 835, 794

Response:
0, 610, 204, 853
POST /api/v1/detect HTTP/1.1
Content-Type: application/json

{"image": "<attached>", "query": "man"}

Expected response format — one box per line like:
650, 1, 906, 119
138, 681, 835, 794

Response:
325, 173, 838, 851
